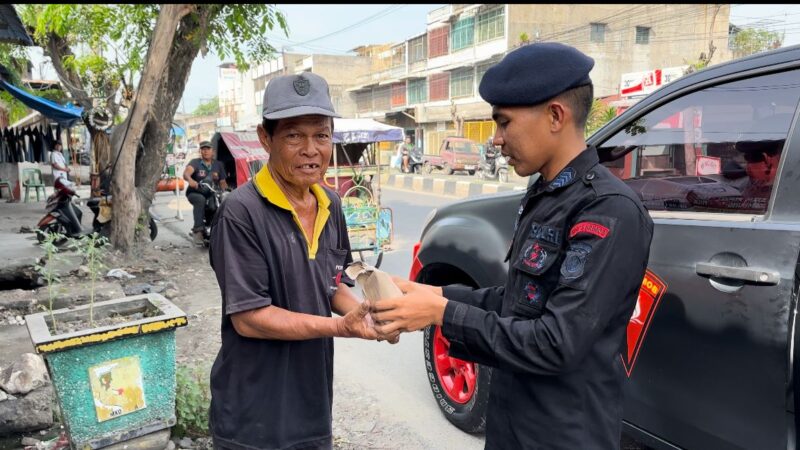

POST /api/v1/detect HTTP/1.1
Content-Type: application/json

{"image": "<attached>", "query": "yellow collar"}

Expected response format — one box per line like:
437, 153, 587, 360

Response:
253, 165, 331, 259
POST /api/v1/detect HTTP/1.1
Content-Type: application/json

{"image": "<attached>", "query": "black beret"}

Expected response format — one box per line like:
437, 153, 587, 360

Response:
479, 42, 595, 106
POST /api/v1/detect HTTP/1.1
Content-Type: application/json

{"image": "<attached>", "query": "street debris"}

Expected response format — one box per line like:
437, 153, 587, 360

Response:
106, 268, 136, 280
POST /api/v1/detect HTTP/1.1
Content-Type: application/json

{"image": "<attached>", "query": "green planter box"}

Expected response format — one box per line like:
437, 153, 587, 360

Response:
25, 294, 188, 449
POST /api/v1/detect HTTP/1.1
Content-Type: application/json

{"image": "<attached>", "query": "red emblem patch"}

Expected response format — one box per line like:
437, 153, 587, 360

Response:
621, 270, 667, 377
569, 221, 610, 239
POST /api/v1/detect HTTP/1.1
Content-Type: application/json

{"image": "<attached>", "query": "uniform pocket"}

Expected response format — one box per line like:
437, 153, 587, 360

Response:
512, 239, 560, 276
512, 278, 549, 319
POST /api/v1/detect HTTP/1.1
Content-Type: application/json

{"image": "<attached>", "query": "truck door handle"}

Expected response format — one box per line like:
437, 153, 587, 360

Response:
695, 262, 780, 285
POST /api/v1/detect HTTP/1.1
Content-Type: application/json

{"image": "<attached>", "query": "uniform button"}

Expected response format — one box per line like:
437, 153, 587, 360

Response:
585, 172, 596, 181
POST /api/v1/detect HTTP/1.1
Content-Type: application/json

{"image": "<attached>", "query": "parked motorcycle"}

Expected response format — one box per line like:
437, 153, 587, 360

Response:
477, 145, 509, 183
36, 177, 83, 244
401, 148, 424, 174
87, 195, 159, 242
196, 181, 229, 247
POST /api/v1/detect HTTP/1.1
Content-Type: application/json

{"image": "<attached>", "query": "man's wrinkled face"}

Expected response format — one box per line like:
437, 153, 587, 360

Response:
258, 115, 333, 190
491, 104, 555, 177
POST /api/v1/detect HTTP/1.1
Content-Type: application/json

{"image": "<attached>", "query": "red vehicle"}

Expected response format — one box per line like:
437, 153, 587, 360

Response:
422, 137, 482, 175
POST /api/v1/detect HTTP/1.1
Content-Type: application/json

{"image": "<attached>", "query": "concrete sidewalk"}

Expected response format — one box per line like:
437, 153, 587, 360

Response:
382, 173, 527, 198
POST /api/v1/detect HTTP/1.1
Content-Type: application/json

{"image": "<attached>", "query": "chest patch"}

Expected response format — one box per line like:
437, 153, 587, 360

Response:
522, 241, 548, 271
524, 281, 543, 305
529, 222, 561, 245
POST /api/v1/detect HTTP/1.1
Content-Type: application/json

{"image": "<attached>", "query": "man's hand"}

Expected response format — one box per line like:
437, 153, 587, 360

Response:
371, 283, 448, 337
391, 276, 442, 296
336, 300, 378, 340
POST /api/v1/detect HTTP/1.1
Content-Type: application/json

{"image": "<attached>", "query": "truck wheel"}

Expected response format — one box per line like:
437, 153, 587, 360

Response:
413, 164, 422, 174
423, 162, 432, 174
467, 170, 475, 176
424, 325, 490, 433
499, 169, 508, 183
442, 163, 454, 176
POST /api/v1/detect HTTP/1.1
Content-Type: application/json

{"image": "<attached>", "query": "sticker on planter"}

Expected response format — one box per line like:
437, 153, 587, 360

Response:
88, 356, 146, 422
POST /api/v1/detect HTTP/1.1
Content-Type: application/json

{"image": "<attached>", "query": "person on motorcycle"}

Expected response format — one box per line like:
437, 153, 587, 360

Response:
183, 140, 228, 245
397, 135, 414, 172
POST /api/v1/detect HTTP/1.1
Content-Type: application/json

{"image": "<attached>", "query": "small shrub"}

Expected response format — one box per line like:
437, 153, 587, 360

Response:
175, 363, 212, 438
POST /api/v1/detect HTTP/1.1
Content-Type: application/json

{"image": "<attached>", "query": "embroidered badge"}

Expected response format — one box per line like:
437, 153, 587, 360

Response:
293, 76, 310, 96
561, 242, 592, 280
197, 170, 207, 178
522, 241, 548, 270
549, 167, 576, 189
569, 221, 610, 239
529, 222, 561, 245
524, 281, 542, 305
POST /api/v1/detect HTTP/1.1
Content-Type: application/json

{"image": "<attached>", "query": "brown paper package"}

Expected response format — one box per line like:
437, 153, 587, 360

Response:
345, 262, 403, 324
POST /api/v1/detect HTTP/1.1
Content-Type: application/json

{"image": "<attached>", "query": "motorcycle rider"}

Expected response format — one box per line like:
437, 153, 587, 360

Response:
183, 140, 228, 245
397, 135, 414, 172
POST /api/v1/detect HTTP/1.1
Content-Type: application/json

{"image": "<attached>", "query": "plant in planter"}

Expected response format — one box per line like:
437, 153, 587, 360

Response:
25, 257, 188, 450
68, 232, 110, 326
34, 230, 67, 332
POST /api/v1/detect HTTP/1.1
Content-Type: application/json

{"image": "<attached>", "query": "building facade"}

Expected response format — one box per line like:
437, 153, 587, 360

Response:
347, 4, 733, 154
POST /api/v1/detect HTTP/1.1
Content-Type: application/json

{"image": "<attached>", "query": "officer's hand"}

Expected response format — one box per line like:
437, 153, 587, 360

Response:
391, 276, 442, 297
371, 287, 448, 336
337, 301, 378, 340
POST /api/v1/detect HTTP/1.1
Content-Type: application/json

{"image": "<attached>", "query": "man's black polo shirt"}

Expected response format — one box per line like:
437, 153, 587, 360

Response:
208, 166, 352, 450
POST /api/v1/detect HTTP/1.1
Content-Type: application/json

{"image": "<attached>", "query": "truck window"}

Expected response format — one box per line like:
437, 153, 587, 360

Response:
449, 141, 481, 153
599, 69, 800, 214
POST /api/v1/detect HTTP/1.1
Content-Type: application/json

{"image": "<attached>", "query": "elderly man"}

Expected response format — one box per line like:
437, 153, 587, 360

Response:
208, 72, 378, 450
372, 43, 654, 449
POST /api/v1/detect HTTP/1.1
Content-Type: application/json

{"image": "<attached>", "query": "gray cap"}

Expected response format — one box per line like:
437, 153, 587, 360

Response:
199, 140, 212, 149
262, 72, 341, 120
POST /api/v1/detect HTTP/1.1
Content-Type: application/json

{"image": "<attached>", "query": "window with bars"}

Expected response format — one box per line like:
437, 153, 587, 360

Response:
636, 26, 650, 44
451, 16, 475, 52
429, 73, 450, 101
356, 90, 372, 113
450, 68, 474, 99
391, 82, 406, 107
429, 26, 449, 58
590, 23, 606, 43
476, 62, 493, 86
476, 7, 505, 43
409, 35, 427, 63
408, 78, 427, 104
373, 86, 391, 110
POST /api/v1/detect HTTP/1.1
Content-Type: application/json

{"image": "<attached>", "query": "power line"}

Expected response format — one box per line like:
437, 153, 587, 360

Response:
291, 5, 406, 47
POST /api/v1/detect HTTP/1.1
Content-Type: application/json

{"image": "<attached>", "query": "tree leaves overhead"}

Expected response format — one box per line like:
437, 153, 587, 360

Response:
204, 4, 289, 71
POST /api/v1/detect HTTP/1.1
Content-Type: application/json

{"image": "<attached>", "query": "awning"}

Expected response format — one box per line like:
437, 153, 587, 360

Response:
333, 118, 404, 144
171, 124, 185, 137
0, 5, 33, 46
213, 131, 270, 187
0, 79, 83, 127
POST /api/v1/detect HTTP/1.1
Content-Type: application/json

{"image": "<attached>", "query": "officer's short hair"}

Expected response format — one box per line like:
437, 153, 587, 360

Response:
554, 84, 594, 130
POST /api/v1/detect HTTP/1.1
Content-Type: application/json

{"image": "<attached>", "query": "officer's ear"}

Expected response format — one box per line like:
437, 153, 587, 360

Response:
546, 101, 568, 133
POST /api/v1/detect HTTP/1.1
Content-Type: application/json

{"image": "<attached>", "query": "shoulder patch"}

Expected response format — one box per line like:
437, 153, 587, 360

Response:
560, 242, 592, 280
569, 221, 610, 239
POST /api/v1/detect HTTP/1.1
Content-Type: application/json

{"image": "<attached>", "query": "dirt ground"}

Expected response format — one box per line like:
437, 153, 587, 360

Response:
0, 237, 426, 449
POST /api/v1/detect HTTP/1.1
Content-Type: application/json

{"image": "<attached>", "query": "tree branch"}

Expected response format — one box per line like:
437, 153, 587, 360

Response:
41, 32, 92, 109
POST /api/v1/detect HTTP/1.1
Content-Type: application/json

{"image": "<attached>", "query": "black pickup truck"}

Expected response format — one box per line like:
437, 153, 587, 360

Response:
409, 45, 800, 449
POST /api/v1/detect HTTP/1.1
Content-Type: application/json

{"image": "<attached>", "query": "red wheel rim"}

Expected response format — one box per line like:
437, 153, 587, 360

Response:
433, 325, 477, 404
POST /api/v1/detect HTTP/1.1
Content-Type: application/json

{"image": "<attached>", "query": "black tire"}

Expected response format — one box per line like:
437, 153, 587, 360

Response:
423, 325, 491, 433
499, 169, 509, 183
413, 164, 421, 174
37, 222, 68, 246
423, 162, 432, 174
442, 163, 454, 175
467, 170, 475, 176
149, 217, 158, 241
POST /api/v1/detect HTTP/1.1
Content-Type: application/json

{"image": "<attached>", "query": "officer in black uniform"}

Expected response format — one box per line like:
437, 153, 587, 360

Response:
372, 42, 654, 449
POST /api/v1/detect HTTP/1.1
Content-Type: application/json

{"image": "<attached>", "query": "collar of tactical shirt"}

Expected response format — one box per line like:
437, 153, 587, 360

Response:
252, 165, 331, 259
533, 146, 599, 194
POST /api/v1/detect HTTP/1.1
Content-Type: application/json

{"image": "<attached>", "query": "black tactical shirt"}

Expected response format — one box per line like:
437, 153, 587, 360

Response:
208, 166, 352, 450
442, 148, 653, 449
186, 158, 227, 194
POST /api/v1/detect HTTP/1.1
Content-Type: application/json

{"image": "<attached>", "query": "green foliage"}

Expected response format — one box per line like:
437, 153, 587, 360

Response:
34, 230, 67, 332
731, 27, 783, 57
205, 5, 289, 71
175, 363, 212, 438
192, 96, 219, 117
585, 99, 617, 137
68, 232, 109, 326
519, 32, 530, 44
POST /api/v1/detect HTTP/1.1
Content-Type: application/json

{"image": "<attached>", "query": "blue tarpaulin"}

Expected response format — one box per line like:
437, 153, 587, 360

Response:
333, 118, 404, 144
171, 124, 185, 137
0, 79, 83, 127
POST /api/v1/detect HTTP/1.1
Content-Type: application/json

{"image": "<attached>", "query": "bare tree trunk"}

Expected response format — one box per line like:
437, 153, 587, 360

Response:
110, 4, 192, 252
135, 7, 214, 216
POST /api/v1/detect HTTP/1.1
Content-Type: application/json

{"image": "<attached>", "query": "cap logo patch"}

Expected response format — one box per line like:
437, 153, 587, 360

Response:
293, 76, 310, 96
569, 221, 610, 239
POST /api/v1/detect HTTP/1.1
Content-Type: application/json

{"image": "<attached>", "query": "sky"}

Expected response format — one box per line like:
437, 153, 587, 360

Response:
25, 4, 800, 113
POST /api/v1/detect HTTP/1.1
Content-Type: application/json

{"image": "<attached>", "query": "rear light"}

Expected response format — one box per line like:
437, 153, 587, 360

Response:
409, 241, 423, 281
